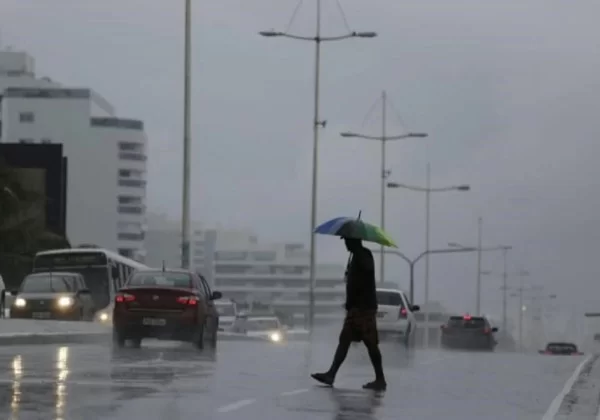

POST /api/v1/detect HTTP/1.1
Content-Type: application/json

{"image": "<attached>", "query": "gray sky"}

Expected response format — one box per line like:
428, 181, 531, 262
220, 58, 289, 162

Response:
4, 0, 600, 317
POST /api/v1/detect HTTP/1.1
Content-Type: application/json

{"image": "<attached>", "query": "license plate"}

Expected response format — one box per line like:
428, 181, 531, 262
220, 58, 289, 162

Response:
32, 312, 51, 319
377, 312, 386, 318
142, 318, 166, 326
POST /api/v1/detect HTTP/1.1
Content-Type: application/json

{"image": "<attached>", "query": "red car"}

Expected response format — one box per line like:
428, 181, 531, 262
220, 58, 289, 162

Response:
112, 269, 222, 349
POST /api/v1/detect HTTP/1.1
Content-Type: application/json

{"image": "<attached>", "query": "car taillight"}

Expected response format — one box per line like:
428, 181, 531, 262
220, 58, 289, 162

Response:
115, 293, 135, 303
176, 296, 198, 306
399, 307, 407, 318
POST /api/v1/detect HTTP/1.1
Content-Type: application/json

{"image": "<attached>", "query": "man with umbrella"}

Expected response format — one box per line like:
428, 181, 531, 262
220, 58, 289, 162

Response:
311, 216, 393, 391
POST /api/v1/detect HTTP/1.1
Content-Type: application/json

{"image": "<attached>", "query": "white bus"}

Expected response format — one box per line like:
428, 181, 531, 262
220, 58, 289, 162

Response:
31, 248, 149, 322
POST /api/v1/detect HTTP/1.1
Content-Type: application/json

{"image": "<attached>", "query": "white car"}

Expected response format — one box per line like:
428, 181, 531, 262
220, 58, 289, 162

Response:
375, 288, 419, 346
232, 315, 286, 343
215, 299, 237, 331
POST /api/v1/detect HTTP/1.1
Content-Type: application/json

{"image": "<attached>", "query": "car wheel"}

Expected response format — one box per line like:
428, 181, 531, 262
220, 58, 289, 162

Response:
194, 324, 205, 350
403, 324, 412, 348
112, 330, 125, 348
210, 323, 217, 349
130, 338, 142, 349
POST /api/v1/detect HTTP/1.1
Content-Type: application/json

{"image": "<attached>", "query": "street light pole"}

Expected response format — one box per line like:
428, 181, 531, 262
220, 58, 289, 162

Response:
476, 217, 483, 315
502, 247, 509, 332
380, 90, 387, 284
260, 6, 377, 332
180, 0, 192, 269
424, 163, 431, 322
340, 107, 426, 285
307, 0, 323, 335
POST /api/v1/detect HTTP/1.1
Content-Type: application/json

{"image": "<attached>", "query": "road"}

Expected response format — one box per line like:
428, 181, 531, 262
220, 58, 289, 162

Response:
0, 333, 588, 420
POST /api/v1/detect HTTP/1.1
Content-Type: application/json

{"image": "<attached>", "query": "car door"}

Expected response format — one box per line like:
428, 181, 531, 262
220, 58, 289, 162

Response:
196, 274, 218, 333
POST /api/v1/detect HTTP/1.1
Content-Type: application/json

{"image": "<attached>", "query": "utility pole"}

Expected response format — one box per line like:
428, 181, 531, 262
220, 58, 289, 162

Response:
502, 247, 509, 332
475, 217, 482, 315
180, 0, 192, 269
379, 90, 387, 284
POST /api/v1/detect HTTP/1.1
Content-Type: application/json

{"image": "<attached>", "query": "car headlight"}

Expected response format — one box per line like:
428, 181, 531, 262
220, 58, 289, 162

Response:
270, 332, 281, 342
58, 296, 73, 308
99, 312, 109, 322
14, 298, 26, 308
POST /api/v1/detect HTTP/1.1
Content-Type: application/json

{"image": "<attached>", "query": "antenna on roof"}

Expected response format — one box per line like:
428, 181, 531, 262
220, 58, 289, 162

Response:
162, 260, 166, 272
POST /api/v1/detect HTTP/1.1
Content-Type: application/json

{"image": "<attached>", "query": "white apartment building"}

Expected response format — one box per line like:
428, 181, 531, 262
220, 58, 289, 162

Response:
145, 214, 348, 321
0, 48, 148, 261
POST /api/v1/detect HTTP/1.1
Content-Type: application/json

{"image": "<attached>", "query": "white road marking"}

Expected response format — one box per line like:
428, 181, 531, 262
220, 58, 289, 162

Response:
542, 355, 592, 420
280, 388, 308, 396
216, 398, 257, 413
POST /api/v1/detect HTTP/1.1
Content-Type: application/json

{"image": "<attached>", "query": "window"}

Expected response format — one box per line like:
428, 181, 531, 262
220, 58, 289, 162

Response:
127, 272, 192, 288
41, 138, 52, 144
119, 152, 147, 161
119, 169, 131, 177
376, 291, 404, 307
19, 112, 34, 123
118, 232, 145, 241
118, 179, 146, 188
251, 251, 276, 261
118, 195, 142, 205
119, 142, 143, 152
118, 221, 142, 231
19, 138, 34, 144
20, 274, 75, 293
118, 248, 135, 258
118, 206, 143, 214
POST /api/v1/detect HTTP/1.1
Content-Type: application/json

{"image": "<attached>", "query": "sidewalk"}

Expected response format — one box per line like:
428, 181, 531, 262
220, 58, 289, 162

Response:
549, 354, 600, 420
0, 319, 110, 345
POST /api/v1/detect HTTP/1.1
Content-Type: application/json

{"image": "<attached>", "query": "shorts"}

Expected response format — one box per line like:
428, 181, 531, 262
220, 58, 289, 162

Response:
340, 309, 379, 346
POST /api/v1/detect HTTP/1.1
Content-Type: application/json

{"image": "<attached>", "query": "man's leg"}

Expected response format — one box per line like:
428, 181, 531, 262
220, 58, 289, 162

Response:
311, 320, 353, 386
362, 314, 387, 390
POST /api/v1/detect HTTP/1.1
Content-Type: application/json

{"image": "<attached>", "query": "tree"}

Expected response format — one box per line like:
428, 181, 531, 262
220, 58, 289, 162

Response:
0, 159, 70, 288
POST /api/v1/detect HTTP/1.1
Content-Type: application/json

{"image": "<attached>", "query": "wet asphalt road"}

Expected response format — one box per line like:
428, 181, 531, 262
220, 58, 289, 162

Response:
0, 335, 587, 420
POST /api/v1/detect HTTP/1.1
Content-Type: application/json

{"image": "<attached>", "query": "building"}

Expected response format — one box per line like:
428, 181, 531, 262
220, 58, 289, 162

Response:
145, 214, 347, 322
0, 48, 148, 261
0, 142, 67, 236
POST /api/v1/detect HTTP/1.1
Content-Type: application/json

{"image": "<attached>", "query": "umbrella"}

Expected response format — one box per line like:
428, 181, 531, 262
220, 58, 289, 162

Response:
314, 216, 397, 248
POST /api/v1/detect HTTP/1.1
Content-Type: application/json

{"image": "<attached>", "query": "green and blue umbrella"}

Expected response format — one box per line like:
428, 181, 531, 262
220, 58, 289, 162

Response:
314, 216, 397, 248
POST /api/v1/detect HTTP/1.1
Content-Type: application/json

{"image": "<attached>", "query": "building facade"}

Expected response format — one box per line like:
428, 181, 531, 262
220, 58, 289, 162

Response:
0, 49, 148, 261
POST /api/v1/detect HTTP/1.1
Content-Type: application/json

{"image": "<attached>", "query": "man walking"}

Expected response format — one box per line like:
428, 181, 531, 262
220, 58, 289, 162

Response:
311, 237, 387, 391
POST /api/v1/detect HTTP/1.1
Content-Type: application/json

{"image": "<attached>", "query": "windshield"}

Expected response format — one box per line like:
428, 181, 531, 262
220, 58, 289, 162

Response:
20, 274, 75, 293
48, 267, 110, 309
245, 319, 279, 331
448, 317, 487, 329
548, 343, 577, 352
376, 291, 404, 306
127, 272, 192, 288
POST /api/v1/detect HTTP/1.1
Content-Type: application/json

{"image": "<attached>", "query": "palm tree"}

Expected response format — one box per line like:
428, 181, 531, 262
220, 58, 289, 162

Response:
0, 159, 70, 288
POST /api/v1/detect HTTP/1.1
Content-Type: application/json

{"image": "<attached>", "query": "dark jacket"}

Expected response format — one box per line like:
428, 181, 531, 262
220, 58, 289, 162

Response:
345, 247, 377, 311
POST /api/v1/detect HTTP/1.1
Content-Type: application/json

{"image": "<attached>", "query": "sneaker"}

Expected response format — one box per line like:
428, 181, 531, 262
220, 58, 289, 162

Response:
362, 380, 387, 391
311, 372, 334, 386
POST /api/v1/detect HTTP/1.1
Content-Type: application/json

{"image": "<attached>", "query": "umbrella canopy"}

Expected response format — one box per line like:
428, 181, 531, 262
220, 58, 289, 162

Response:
314, 217, 397, 248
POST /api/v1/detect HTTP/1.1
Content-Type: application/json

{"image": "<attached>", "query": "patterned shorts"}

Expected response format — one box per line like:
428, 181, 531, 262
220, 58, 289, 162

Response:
340, 309, 379, 346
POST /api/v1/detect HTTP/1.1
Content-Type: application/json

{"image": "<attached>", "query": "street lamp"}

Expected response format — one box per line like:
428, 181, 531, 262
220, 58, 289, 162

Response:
181, 0, 193, 269
340, 99, 427, 285
372, 246, 476, 348
387, 165, 470, 342
448, 239, 511, 316
260, 2, 376, 333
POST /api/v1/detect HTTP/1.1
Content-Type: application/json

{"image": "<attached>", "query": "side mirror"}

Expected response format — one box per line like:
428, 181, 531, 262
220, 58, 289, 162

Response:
440, 325, 445, 329
211, 291, 222, 300
78, 289, 91, 295
411, 305, 420, 312
10, 290, 18, 296
491, 327, 498, 332
111, 266, 120, 279
538, 350, 544, 354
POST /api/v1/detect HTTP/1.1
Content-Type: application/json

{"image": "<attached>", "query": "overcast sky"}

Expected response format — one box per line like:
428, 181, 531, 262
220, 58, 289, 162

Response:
3, 0, 600, 319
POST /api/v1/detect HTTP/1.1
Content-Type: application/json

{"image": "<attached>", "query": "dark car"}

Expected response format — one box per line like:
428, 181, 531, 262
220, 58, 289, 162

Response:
441, 314, 498, 351
112, 269, 222, 349
10, 272, 95, 321
539, 342, 583, 355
